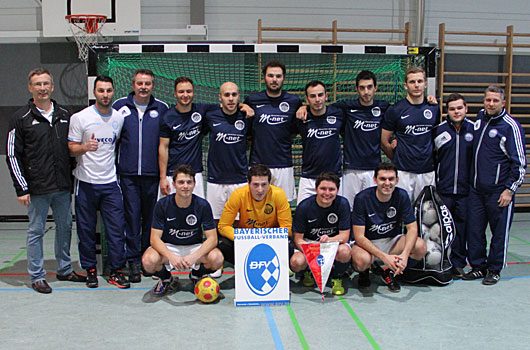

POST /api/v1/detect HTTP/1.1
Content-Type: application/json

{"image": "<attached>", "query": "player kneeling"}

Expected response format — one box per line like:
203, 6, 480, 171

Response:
351, 162, 426, 292
142, 165, 223, 297
290, 172, 352, 295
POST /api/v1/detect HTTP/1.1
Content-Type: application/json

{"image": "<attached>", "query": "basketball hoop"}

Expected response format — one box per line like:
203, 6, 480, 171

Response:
65, 14, 107, 62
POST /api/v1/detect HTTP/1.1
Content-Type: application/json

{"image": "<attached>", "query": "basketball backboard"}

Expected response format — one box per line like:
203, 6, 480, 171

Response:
42, 0, 141, 37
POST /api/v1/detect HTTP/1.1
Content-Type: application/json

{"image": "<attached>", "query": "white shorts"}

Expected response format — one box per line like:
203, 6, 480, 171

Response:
206, 182, 246, 219
297, 176, 342, 205
296, 177, 316, 205
397, 170, 435, 202
270, 167, 296, 202
371, 235, 403, 255
158, 172, 205, 200
163, 243, 202, 270
342, 169, 375, 210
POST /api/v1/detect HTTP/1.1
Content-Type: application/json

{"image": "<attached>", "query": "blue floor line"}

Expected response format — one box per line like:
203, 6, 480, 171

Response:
264, 306, 284, 350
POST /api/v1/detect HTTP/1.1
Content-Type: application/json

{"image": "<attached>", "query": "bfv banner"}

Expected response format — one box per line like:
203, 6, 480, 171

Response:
234, 227, 290, 307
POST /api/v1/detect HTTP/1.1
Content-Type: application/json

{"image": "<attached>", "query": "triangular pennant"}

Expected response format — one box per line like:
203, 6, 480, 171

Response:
301, 242, 339, 299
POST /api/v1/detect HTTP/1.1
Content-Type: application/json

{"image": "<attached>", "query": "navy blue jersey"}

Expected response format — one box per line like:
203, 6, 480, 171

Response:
334, 99, 389, 170
152, 194, 215, 246
381, 98, 440, 173
293, 194, 351, 241
159, 103, 215, 173
297, 105, 344, 178
204, 107, 250, 184
433, 118, 475, 195
245, 91, 302, 168
352, 187, 416, 240
471, 109, 526, 192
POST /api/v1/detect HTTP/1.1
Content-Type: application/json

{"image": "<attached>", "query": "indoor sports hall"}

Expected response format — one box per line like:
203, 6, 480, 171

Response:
1, 1, 530, 349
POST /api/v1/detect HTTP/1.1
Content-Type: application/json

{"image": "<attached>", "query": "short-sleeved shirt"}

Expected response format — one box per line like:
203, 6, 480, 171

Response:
352, 187, 416, 240
159, 103, 215, 173
68, 105, 124, 184
381, 98, 440, 173
204, 107, 250, 184
293, 194, 351, 241
244, 91, 302, 168
334, 99, 390, 170
297, 105, 344, 178
151, 194, 215, 246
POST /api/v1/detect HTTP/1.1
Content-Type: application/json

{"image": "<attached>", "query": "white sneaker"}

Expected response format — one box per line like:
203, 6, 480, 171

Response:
209, 267, 223, 279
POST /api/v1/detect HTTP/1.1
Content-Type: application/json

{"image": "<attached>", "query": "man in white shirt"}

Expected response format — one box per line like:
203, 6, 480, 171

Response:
68, 75, 130, 289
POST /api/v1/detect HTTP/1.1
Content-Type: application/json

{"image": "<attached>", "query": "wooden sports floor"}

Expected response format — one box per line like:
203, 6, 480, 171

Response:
1, 214, 529, 350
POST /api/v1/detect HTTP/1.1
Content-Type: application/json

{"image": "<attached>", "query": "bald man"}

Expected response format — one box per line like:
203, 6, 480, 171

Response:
204, 82, 251, 220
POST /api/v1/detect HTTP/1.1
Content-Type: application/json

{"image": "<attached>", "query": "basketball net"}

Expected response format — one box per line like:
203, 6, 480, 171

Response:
65, 15, 107, 62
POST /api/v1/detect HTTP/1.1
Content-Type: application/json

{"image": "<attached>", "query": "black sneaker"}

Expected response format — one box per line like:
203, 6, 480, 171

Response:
108, 269, 130, 289
451, 267, 465, 280
128, 263, 142, 283
57, 271, 87, 283
381, 269, 400, 293
86, 268, 98, 288
462, 268, 486, 280
358, 270, 371, 288
142, 266, 153, 277
482, 270, 501, 285
370, 261, 385, 276
189, 268, 205, 285
151, 276, 178, 297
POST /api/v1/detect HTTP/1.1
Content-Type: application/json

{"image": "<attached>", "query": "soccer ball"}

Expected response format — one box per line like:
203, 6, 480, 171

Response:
422, 200, 438, 226
424, 223, 441, 245
194, 277, 220, 303
425, 240, 442, 267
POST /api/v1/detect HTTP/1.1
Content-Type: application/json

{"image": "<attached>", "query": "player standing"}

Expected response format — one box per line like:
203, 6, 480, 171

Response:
68, 76, 129, 289
112, 69, 169, 282
432, 93, 474, 279
381, 66, 440, 201
244, 60, 302, 201
296, 81, 344, 204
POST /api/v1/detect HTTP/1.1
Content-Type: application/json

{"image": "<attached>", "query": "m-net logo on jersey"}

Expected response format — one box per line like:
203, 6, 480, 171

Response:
244, 243, 280, 296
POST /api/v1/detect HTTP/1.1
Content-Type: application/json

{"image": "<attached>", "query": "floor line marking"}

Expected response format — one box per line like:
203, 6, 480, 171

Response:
510, 234, 530, 245
264, 306, 284, 350
338, 295, 380, 350
285, 305, 309, 349
0, 249, 26, 273
508, 251, 525, 263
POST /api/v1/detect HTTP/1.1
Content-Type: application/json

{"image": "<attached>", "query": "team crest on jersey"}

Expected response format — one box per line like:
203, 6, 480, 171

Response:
279, 102, 290, 112
119, 106, 131, 117
327, 213, 338, 224
186, 214, 197, 226
112, 121, 119, 130
326, 116, 337, 125
423, 109, 433, 119
464, 132, 474, 142
264, 204, 274, 215
149, 110, 159, 118
386, 206, 396, 218
191, 112, 202, 123
488, 129, 498, 138
371, 107, 381, 117
234, 120, 245, 131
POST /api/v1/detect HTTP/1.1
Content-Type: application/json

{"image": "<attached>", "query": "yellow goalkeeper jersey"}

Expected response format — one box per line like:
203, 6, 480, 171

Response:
218, 184, 292, 241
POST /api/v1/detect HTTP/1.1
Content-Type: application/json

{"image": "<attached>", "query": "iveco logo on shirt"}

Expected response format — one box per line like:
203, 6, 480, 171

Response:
369, 222, 396, 234
95, 134, 117, 144
404, 125, 431, 135
215, 132, 243, 144
178, 125, 201, 141
307, 128, 336, 139
353, 120, 379, 131
259, 114, 287, 125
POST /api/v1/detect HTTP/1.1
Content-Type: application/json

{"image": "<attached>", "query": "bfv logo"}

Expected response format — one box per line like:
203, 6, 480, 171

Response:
244, 243, 280, 296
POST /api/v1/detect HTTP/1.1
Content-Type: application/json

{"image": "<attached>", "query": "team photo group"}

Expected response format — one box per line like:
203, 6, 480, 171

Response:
7, 59, 526, 298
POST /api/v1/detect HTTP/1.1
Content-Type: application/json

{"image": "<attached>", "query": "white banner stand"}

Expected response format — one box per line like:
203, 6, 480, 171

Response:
234, 227, 290, 307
